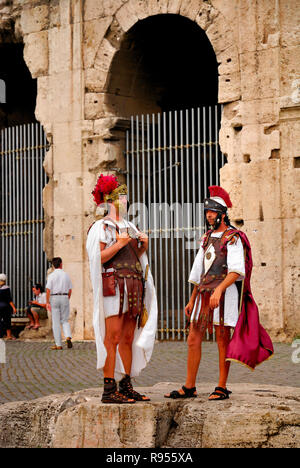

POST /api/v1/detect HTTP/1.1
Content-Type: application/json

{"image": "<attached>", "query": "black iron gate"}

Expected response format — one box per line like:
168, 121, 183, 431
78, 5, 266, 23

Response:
0, 123, 49, 317
124, 105, 226, 340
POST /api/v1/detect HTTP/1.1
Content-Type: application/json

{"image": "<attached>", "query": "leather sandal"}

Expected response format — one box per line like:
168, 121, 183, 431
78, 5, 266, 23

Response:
119, 374, 150, 401
102, 377, 136, 404
164, 385, 197, 399
208, 386, 232, 401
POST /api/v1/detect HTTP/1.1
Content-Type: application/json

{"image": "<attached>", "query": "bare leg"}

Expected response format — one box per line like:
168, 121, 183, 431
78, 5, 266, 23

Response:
26, 308, 35, 328
103, 314, 123, 378
209, 325, 231, 399
165, 323, 201, 397
31, 309, 41, 328
118, 312, 136, 375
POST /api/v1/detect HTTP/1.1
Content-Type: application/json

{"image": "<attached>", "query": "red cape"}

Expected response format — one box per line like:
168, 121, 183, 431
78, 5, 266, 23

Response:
222, 229, 274, 370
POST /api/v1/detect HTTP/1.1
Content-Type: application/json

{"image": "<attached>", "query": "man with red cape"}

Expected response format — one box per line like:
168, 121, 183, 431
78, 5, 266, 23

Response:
165, 186, 274, 401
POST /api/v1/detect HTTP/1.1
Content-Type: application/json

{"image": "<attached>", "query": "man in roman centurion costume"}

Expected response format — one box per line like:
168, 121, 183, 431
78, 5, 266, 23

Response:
86, 174, 158, 403
165, 186, 274, 401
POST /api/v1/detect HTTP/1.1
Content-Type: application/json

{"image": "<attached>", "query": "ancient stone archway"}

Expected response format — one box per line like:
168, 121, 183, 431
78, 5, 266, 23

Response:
105, 14, 219, 116
85, 0, 241, 121
84, 0, 241, 189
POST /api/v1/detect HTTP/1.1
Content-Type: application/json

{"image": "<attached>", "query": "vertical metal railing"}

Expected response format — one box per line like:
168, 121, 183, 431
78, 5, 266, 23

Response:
0, 123, 49, 317
125, 105, 226, 340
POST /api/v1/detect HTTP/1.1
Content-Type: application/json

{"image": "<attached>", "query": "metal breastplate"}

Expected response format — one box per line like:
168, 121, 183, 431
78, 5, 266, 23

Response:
103, 228, 144, 321
199, 233, 228, 291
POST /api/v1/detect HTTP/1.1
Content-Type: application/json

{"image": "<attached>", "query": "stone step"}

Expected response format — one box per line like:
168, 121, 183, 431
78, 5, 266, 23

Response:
0, 382, 299, 448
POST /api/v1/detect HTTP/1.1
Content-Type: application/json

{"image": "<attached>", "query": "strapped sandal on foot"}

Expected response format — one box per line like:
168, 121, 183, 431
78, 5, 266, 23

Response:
102, 377, 136, 404
208, 386, 232, 401
164, 385, 197, 399
119, 374, 150, 402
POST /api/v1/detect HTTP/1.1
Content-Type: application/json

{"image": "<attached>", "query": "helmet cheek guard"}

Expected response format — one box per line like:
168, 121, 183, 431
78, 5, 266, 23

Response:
204, 198, 227, 230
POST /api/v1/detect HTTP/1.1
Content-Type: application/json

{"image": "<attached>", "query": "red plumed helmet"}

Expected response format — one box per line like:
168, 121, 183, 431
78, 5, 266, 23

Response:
92, 174, 119, 206
208, 185, 232, 208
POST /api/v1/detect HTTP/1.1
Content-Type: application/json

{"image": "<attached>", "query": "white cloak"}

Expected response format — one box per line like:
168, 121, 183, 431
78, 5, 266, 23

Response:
86, 218, 158, 380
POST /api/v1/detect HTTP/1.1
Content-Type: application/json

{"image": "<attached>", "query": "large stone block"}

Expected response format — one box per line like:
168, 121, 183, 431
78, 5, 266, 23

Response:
20, 4, 49, 35
195, 2, 219, 31
220, 162, 244, 222
85, 67, 109, 93
279, 0, 300, 47
217, 45, 240, 76
240, 99, 280, 126
115, 2, 139, 32
23, 30, 48, 78
240, 48, 280, 101
241, 160, 281, 221
1, 383, 299, 448
240, 124, 280, 162
83, 17, 113, 69
48, 25, 72, 75
206, 13, 235, 55
243, 219, 282, 268
82, 135, 119, 173
280, 45, 300, 105
166, 0, 182, 15
47, 70, 82, 123
52, 172, 84, 216
147, 0, 169, 16
179, 0, 202, 21
94, 38, 117, 72
83, 0, 125, 21
53, 215, 83, 262
51, 122, 82, 173
282, 266, 300, 339
36, 75, 50, 124
219, 71, 241, 103
250, 264, 283, 332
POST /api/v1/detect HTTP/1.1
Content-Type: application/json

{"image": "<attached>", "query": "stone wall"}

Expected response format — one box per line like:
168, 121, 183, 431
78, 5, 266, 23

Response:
0, 0, 299, 340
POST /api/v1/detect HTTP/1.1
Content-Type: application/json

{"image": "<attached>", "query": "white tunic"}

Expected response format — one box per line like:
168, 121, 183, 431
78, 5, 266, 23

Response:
188, 231, 245, 327
86, 218, 158, 379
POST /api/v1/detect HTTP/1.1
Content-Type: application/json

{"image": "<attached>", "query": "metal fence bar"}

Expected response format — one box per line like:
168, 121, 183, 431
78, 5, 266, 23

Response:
174, 110, 181, 340
180, 110, 186, 333
146, 115, 152, 265
124, 105, 224, 340
168, 111, 175, 340
0, 123, 49, 316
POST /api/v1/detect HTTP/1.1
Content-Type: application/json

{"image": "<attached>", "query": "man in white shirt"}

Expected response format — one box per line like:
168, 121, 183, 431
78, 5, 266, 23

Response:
46, 257, 73, 350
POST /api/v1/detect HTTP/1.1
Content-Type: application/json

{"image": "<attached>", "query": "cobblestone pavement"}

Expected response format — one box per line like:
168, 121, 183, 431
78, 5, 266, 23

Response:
0, 340, 299, 404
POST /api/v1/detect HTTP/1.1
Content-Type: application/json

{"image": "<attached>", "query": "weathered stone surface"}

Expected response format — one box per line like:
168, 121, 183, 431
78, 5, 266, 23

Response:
23, 30, 48, 78
19, 4, 49, 35
0, 383, 299, 448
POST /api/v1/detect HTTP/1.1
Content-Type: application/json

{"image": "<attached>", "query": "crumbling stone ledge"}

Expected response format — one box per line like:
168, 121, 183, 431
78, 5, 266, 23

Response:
0, 383, 299, 448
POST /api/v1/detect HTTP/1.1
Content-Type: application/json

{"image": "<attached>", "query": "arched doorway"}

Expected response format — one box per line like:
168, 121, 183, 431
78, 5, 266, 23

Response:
105, 14, 224, 340
0, 39, 49, 320
106, 14, 218, 115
